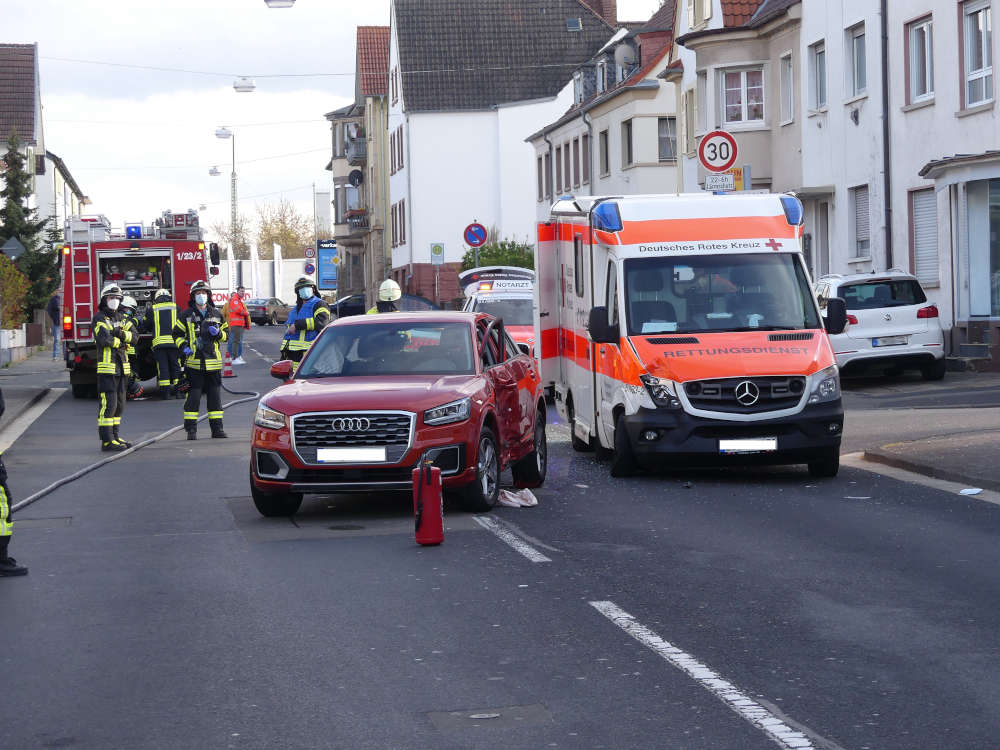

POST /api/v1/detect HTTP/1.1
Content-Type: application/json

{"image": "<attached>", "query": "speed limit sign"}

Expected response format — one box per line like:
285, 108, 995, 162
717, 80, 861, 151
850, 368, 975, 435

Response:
698, 130, 739, 173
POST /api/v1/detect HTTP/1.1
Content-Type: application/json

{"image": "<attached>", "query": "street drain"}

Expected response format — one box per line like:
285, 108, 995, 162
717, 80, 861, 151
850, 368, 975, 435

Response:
427, 704, 552, 730
328, 524, 365, 531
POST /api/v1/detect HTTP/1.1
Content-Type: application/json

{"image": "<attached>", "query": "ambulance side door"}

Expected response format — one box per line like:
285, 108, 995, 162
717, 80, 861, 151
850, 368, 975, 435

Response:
596, 259, 623, 448
568, 230, 596, 440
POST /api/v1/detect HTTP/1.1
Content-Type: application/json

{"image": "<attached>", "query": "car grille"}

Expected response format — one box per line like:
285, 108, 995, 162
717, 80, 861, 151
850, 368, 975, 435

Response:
292, 412, 414, 464
685, 377, 806, 414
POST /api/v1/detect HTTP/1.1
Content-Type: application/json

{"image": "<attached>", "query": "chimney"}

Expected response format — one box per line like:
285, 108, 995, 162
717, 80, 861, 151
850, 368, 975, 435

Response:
580, 0, 617, 26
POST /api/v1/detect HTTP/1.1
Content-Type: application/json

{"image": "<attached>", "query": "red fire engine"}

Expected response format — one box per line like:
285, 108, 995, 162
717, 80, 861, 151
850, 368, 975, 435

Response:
60, 210, 220, 398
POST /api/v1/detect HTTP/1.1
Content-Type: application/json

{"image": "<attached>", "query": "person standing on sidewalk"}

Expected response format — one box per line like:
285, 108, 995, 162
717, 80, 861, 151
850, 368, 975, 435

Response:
0, 388, 28, 576
92, 283, 134, 452
145, 288, 183, 399
173, 280, 228, 440
47, 292, 61, 361
222, 289, 250, 365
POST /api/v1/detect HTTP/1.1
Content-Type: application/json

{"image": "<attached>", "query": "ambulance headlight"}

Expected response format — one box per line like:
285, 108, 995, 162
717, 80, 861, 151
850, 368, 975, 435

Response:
807, 365, 840, 404
640, 375, 681, 409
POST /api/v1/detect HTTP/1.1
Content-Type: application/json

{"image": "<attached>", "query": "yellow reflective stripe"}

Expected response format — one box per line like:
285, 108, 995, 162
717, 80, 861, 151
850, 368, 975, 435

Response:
112, 418, 121, 426
208, 411, 224, 420
0, 484, 12, 536
183, 412, 199, 420
305, 317, 315, 331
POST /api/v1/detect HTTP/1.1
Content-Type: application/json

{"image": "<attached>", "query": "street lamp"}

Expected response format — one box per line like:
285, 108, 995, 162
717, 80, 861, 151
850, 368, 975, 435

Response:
208, 166, 221, 176
233, 77, 256, 93
214, 127, 238, 256
264, 0, 296, 7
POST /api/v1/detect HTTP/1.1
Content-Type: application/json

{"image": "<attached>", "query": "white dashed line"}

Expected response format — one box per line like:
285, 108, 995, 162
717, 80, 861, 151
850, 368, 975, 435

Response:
591, 601, 819, 750
473, 515, 551, 563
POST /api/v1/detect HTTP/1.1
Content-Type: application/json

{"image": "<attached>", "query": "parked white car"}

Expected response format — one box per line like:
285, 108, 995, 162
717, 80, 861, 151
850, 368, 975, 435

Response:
814, 271, 945, 380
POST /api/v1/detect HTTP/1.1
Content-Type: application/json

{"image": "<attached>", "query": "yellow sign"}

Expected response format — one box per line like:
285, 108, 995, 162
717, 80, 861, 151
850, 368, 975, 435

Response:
727, 167, 744, 191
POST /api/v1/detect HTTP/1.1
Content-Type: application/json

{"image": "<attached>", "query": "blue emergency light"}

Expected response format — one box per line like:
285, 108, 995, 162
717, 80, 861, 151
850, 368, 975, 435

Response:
780, 195, 804, 226
125, 224, 142, 239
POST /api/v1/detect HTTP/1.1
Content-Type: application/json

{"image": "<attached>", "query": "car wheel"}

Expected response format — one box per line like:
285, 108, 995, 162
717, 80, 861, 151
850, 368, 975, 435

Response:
512, 410, 547, 488
609, 412, 637, 478
807, 449, 840, 479
459, 425, 500, 512
250, 476, 303, 517
921, 358, 946, 381
567, 400, 592, 452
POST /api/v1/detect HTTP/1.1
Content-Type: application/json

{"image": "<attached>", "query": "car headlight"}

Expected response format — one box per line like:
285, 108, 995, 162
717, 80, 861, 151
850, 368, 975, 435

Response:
254, 403, 287, 430
807, 365, 841, 404
424, 397, 471, 426
639, 374, 682, 409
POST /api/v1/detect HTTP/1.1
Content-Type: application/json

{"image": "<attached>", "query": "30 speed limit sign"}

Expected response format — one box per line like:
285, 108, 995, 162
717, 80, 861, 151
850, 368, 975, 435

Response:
698, 130, 739, 173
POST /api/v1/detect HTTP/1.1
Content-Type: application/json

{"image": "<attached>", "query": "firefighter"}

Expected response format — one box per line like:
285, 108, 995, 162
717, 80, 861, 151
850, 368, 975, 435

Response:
280, 276, 331, 371
121, 296, 144, 401
145, 288, 183, 399
366, 279, 402, 314
93, 283, 135, 451
173, 280, 228, 440
0, 388, 27, 576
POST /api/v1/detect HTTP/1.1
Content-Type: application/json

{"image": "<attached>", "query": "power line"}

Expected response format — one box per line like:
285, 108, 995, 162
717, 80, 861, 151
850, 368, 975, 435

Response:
48, 118, 324, 127
73, 147, 329, 171
201, 184, 315, 206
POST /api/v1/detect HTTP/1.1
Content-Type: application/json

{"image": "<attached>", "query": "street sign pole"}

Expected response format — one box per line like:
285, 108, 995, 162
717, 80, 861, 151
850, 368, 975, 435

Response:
743, 164, 752, 191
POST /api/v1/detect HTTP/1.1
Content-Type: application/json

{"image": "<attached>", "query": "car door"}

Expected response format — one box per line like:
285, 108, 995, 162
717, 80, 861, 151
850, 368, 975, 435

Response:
504, 329, 535, 441
479, 318, 521, 455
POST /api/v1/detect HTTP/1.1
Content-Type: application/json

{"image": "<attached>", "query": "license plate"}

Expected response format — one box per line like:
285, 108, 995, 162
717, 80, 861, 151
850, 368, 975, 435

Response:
316, 447, 387, 463
872, 335, 907, 347
719, 438, 777, 454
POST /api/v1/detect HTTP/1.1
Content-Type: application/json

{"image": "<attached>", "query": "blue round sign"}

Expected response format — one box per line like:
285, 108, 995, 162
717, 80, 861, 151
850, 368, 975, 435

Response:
464, 222, 488, 248
304, 263, 316, 275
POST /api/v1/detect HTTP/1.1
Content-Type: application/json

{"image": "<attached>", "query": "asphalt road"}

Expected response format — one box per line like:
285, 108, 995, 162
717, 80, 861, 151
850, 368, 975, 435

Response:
4, 325, 1000, 749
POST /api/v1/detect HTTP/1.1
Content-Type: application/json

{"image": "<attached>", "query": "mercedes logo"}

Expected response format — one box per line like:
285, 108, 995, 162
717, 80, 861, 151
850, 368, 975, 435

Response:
883, 313, 892, 321
734, 380, 760, 406
331, 417, 371, 432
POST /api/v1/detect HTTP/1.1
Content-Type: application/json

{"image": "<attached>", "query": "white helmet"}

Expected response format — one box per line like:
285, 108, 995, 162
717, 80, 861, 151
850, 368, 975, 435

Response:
100, 283, 124, 301
378, 279, 402, 302
121, 295, 138, 311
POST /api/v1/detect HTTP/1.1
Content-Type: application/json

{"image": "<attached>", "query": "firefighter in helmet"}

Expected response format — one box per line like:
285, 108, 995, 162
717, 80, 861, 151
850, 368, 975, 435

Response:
173, 280, 228, 440
366, 279, 402, 314
280, 276, 331, 371
121, 296, 144, 400
92, 283, 135, 451
145, 288, 183, 399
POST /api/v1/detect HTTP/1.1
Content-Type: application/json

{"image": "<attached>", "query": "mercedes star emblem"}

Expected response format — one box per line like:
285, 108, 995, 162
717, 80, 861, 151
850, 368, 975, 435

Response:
883, 313, 892, 321
331, 417, 371, 432
734, 381, 760, 406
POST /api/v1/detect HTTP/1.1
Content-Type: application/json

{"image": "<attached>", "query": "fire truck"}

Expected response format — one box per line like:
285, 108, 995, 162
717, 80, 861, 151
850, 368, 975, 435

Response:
60, 210, 220, 398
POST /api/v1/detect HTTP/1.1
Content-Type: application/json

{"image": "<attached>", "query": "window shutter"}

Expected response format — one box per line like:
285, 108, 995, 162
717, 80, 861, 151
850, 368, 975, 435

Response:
854, 186, 870, 243
911, 189, 938, 284
687, 0, 694, 28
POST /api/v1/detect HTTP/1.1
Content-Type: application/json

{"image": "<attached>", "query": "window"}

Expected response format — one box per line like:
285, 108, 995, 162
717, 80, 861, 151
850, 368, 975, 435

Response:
696, 70, 707, 131
537, 156, 544, 202
573, 72, 584, 104
391, 202, 397, 247
721, 68, 764, 124
389, 129, 395, 173
810, 42, 827, 108
606, 260, 619, 328
779, 53, 794, 123
572, 138, 580, 187
963, 1, 993, 106
684, 89, 696, 153
911, 189, 938, 284
908, 18, 934, 103
574, 236, 584, 297
622, 120, 633, 167
851, 185, 871, 257
555, 146, 563, 193
848, 24, 867, 96
599, 129, 610, 175
397, 126, 404, 170
400, 199, 406, 244
564, 143, 572, 190
839, 280, 927, 310
658, 117, 677, 162
582, 133, 590, 184
687, 0, 712, 27
544, 152, 552, 198
596, 61, 607, 93
391, 67, 398, 104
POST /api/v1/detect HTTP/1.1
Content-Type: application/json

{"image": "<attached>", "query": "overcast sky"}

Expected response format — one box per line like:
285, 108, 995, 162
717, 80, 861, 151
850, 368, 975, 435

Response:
6, 0, 662, 240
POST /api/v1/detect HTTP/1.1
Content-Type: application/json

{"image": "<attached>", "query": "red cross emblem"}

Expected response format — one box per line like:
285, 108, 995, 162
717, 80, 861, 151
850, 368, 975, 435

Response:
764, 238, 782, 251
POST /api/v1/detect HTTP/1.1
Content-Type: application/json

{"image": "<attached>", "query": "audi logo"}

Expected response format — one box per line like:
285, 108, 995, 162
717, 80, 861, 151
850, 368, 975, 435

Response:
734, 380, 761, 407
331, 417, 371, 432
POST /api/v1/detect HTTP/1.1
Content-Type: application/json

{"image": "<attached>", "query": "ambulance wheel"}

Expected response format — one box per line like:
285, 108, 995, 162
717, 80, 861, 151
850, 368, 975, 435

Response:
807, 449, 840, 479
512, 410, 547, 488
251, 479, 303, 517
567, 401, 592, 452
609, 413, 637, 478
459, 425, 500, 512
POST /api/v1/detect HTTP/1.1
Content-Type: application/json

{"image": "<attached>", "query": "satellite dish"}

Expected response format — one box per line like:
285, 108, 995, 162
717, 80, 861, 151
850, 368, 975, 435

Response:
348, 169, 364, 187
614, 44, 636, 68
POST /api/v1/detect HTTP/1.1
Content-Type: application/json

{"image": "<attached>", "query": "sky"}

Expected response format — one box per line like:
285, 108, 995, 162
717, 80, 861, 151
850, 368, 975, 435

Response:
6, 0, 662, 242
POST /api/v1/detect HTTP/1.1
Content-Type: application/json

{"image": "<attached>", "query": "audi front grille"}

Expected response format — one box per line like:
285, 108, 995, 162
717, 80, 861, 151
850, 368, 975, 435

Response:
291, 411, 415, 464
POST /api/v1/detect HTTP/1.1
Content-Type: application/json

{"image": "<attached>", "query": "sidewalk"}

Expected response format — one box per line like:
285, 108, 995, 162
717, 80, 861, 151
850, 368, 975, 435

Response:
0, 347, 70, 436
864, 431, 1000, 493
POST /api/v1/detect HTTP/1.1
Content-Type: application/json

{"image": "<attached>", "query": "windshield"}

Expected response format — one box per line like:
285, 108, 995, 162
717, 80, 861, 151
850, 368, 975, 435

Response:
840, 280, 927, 310
247, 299, 267, 306
623, 253, 821, 335
297, 322, 475, 377
472, 297, 533, 326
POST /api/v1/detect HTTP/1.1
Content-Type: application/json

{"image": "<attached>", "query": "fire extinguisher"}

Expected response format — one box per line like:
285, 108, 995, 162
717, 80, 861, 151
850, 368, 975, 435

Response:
413, 460, 443, 546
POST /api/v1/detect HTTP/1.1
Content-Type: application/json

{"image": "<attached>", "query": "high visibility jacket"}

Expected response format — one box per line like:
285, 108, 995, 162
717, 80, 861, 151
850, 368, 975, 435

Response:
173, 304, 228, 371
123, 314, 139, 356
223, 297, 250, 328
92, 308, 133, 376
282, 296, 331, 352
145, 301, 179, 349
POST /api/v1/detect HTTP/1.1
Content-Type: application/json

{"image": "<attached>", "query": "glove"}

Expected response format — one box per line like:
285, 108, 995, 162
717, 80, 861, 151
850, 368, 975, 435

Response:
181, 345, 193, 358
114, 328, 127, 341
206, 324, 220, 338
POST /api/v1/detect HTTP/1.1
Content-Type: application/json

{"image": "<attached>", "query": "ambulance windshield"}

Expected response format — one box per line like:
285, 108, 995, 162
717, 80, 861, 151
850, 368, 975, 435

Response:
472, 297, 533, 326
622, 253, 821, 335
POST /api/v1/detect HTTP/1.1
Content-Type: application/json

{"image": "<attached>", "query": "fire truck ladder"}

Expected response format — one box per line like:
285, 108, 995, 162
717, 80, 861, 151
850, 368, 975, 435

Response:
68, 221, 96, 338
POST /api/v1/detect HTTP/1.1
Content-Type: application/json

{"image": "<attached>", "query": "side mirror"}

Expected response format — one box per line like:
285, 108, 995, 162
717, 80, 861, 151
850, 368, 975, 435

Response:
587, 306, 618, 344
209, 242, 221, 266
209, 266, 220, 276
516, 342, 532, 357
270, 360, 294, 380
824, 297, 848, 335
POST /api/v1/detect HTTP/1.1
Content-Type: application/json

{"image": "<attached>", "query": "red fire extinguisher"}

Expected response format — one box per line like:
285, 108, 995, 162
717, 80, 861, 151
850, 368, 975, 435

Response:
413, 460, 443, 546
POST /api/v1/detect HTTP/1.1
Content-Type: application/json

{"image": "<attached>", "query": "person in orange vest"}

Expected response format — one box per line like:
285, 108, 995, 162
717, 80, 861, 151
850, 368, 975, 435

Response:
221, 288, 251, 365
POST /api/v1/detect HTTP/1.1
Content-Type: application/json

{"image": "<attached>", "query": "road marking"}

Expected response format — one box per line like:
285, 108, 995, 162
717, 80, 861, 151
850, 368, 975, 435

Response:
0, 388, 64, 453
591, 601, 821, 750
473, 515, 551, 562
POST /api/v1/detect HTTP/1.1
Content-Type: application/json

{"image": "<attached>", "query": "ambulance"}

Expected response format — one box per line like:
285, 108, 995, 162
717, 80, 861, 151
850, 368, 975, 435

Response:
536, 193, 849, 478
459, 266, 536, 351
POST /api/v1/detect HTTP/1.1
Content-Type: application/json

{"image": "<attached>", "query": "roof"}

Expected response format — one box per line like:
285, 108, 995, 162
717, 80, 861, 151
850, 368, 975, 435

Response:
640, 0, 675, 32
45, 151, 86, 200
919, 150, 1000, 177
393, 0, 615, 112
357, 26, 390, 97
747, 0, 799, 26
721, 0, 765, 27
677, 0, 798, 45
0, 44, 38, 146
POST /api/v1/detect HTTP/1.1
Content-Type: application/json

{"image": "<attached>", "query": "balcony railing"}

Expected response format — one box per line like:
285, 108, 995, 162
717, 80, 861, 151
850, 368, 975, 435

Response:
347, 136, 367, 166
346, 209, 369, 231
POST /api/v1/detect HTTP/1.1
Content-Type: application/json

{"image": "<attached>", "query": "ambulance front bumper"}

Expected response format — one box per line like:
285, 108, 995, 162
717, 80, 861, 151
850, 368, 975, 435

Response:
622, 400, 843, 466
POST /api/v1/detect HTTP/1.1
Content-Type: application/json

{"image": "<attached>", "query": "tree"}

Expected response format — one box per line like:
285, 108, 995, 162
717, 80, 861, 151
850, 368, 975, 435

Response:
0, 253, 30, 328
210, 212, 252, 260
0, 130, 50, 314
255, 199, 313, 260
461, 238, 535, 271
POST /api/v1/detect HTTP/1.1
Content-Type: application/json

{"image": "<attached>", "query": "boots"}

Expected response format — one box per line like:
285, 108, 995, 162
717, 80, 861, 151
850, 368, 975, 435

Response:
0, 538, 27, 577
101, 426, 127, 452
159, 386, 170, 400
210, 421, 228, 439
113, 426, 132, 449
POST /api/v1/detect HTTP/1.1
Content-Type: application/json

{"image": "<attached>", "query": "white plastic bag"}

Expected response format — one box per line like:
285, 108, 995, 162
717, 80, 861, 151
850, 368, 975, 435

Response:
498, 488, 538, 507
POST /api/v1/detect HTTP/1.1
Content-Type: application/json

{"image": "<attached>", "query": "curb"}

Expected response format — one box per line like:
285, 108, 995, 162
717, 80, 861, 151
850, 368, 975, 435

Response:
862, 450, 1000, 493
0, 388, 51, 437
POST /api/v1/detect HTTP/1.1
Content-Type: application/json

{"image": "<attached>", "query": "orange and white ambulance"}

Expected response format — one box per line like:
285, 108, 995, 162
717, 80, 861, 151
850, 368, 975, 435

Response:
535, 193, 849, 478
459, 266, 536, 351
